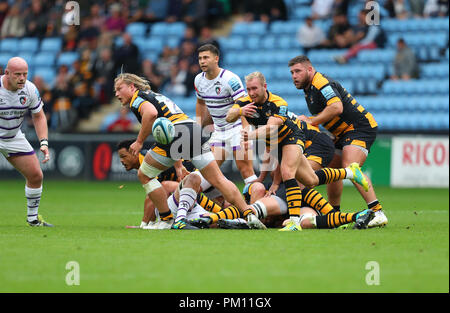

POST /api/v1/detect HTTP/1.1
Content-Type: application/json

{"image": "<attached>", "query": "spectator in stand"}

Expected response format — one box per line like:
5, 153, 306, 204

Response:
72, 81, 96, 119
24, 0, 49, 38
53, 65, 71, 88
311, 0, 335, 20
333, 0, 351, 16
113, 32, 140, 75
424, 0, 449, 17
197, 25, 220, 50
166, 0, 205, 24
104, 3, 127, 36
33, 75, 53, 126
409, 0, 425, 16
107, 106, 135, 133
0, 1, 8, 30
1, 4, 25, 38
334, 10, 386, 64
165, 58, 196, 97
141, 59, 163, 93
296, 17, 326, 54
92, 48, 115, 103
391, 38, 419, 80
78, 16, 100, 44
156, 46, 178, 83
384, 0, 410, 19
179, 25, 198, 47
89, 3, 106, 31
320, 12, 354, 49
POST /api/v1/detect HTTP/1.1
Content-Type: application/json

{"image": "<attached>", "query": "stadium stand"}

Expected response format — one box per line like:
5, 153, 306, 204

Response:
0, 0, 447, 134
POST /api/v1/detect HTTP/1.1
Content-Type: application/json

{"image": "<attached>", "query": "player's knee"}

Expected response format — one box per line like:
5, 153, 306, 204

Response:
299, 213, 316, 229
280, 166, 295, 181
182, 173, 202, 192
303, 174, 319, 189
27, 169, 43, 186
250, 183, 266, 201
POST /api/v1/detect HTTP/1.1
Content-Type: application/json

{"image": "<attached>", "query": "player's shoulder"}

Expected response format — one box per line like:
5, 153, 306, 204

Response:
268, 92, 288, 107
235, 94, 252, 104
311, 72, 332, 90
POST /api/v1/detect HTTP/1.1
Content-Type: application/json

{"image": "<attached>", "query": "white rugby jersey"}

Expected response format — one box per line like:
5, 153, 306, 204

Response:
194, 69, 246, 132
0, 76, 43, 139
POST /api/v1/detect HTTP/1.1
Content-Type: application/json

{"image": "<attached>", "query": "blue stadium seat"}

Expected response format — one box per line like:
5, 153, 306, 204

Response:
139, 37, 164, 54
57, 52, 79, 67
232, 21, 267, 36
0, 38, 19, 53
245, 35, 262, 50
218, 36, 244, 52
17, 52, 34, 68
34, 52, 57, 67
125, 23, 147, 37
421, 62, 450, 78
0, 53, 13, 67
33, 67, 56, 86
270, 20, 300, 35
40, 37, 63, 53
18, 38, 39, 54
292, 6, 312, 20
150, 22, 185, 37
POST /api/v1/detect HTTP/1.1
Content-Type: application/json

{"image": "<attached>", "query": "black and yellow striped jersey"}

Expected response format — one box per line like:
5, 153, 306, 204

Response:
129, 90, 190, 124
299, 120, 321, 149
304, 72, 377, 139
234, 91, 303, 144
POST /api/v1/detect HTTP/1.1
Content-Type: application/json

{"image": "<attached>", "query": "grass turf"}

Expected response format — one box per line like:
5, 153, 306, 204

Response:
0, 180, 448, 293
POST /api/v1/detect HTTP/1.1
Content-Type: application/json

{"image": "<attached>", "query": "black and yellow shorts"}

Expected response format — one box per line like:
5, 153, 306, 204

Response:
267, 129, 305, 163
335, 127, 378, 154
304, 132, 335, 167
150, 122, 214, 170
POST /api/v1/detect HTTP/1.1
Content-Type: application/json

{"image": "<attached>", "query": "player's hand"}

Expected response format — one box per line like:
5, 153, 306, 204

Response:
40, 145, 50, 164
241, 102, 257, 118
129, 141, 143, 156
241, 128, 249, 142
298, 114, 309, 122
265, 183, 279, 197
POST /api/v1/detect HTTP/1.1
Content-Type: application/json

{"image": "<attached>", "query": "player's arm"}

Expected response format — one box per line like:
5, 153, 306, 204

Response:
195, 98, 212, 127
308, 101, 343, 126
226, 102, 257, 123
31, 109, 50, 163
130, 102, 157, 156
308, 83, 343, 126
245, 116, 282, 141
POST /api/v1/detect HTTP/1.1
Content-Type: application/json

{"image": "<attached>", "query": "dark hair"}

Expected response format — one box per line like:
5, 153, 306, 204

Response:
288, 55, 312, 67
117, 139, 134, 151
197, 43, 220, 57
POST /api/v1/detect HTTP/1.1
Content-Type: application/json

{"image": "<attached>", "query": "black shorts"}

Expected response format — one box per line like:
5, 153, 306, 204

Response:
151, 122, 211, 160
335, 127, 378, 153
268, 129, 305, 162
304, 132, 335, 167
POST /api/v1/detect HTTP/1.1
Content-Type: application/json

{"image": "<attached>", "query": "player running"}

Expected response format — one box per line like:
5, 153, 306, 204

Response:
0, 57, 52, 227
114, 73, 262, 229
288, 55, 387, 227
226, 71, 369, 231
195, 44, 257, 186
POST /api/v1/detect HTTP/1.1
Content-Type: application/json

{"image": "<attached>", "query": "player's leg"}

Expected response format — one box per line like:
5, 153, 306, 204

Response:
325, 152, 344, 211
7, 153, 51, 226
140, 180, 178, 228
138, 151, 174, 225
233, 140, 257, 184
172, 173, 202, 229
278, 144, 303, 231
341, 145, 387, 227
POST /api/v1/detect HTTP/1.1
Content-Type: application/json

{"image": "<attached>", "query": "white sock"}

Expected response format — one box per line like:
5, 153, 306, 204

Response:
244, 175, 258, 184
175, 188, 197, 222
250, 201, 268, 219
345, 168, 353, 179
25, 185, 42, 222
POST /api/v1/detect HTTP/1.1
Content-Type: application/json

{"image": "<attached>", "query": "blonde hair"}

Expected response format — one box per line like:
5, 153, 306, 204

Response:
114, 73, 151, 91
245, 71, 266, 86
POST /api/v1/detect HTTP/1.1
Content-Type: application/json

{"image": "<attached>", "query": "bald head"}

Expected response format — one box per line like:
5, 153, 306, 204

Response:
4, 57, 28, 91
6, 57, 28, 72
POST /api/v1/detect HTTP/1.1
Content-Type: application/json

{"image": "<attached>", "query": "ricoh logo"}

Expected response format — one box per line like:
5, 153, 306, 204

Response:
64, 1, 80, 26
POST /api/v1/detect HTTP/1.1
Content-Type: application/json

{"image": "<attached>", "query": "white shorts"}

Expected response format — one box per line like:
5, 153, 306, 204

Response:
209, 124, 244, 159
0, 131, 35, 158
167, 193, 208, 220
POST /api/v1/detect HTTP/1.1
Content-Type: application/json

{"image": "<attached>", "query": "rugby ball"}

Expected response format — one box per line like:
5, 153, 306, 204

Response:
152, 117, 175, 145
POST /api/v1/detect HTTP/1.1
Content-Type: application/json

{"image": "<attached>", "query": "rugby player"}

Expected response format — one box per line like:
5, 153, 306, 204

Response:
195, 44, 257, 186
288, 55, 387, 227
114, 73, 263, 229
226, 71, 368, 231
0, 57, 52, 227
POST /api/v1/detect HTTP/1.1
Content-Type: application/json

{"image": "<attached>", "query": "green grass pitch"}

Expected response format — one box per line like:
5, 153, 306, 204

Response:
0, 180, 448, 293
